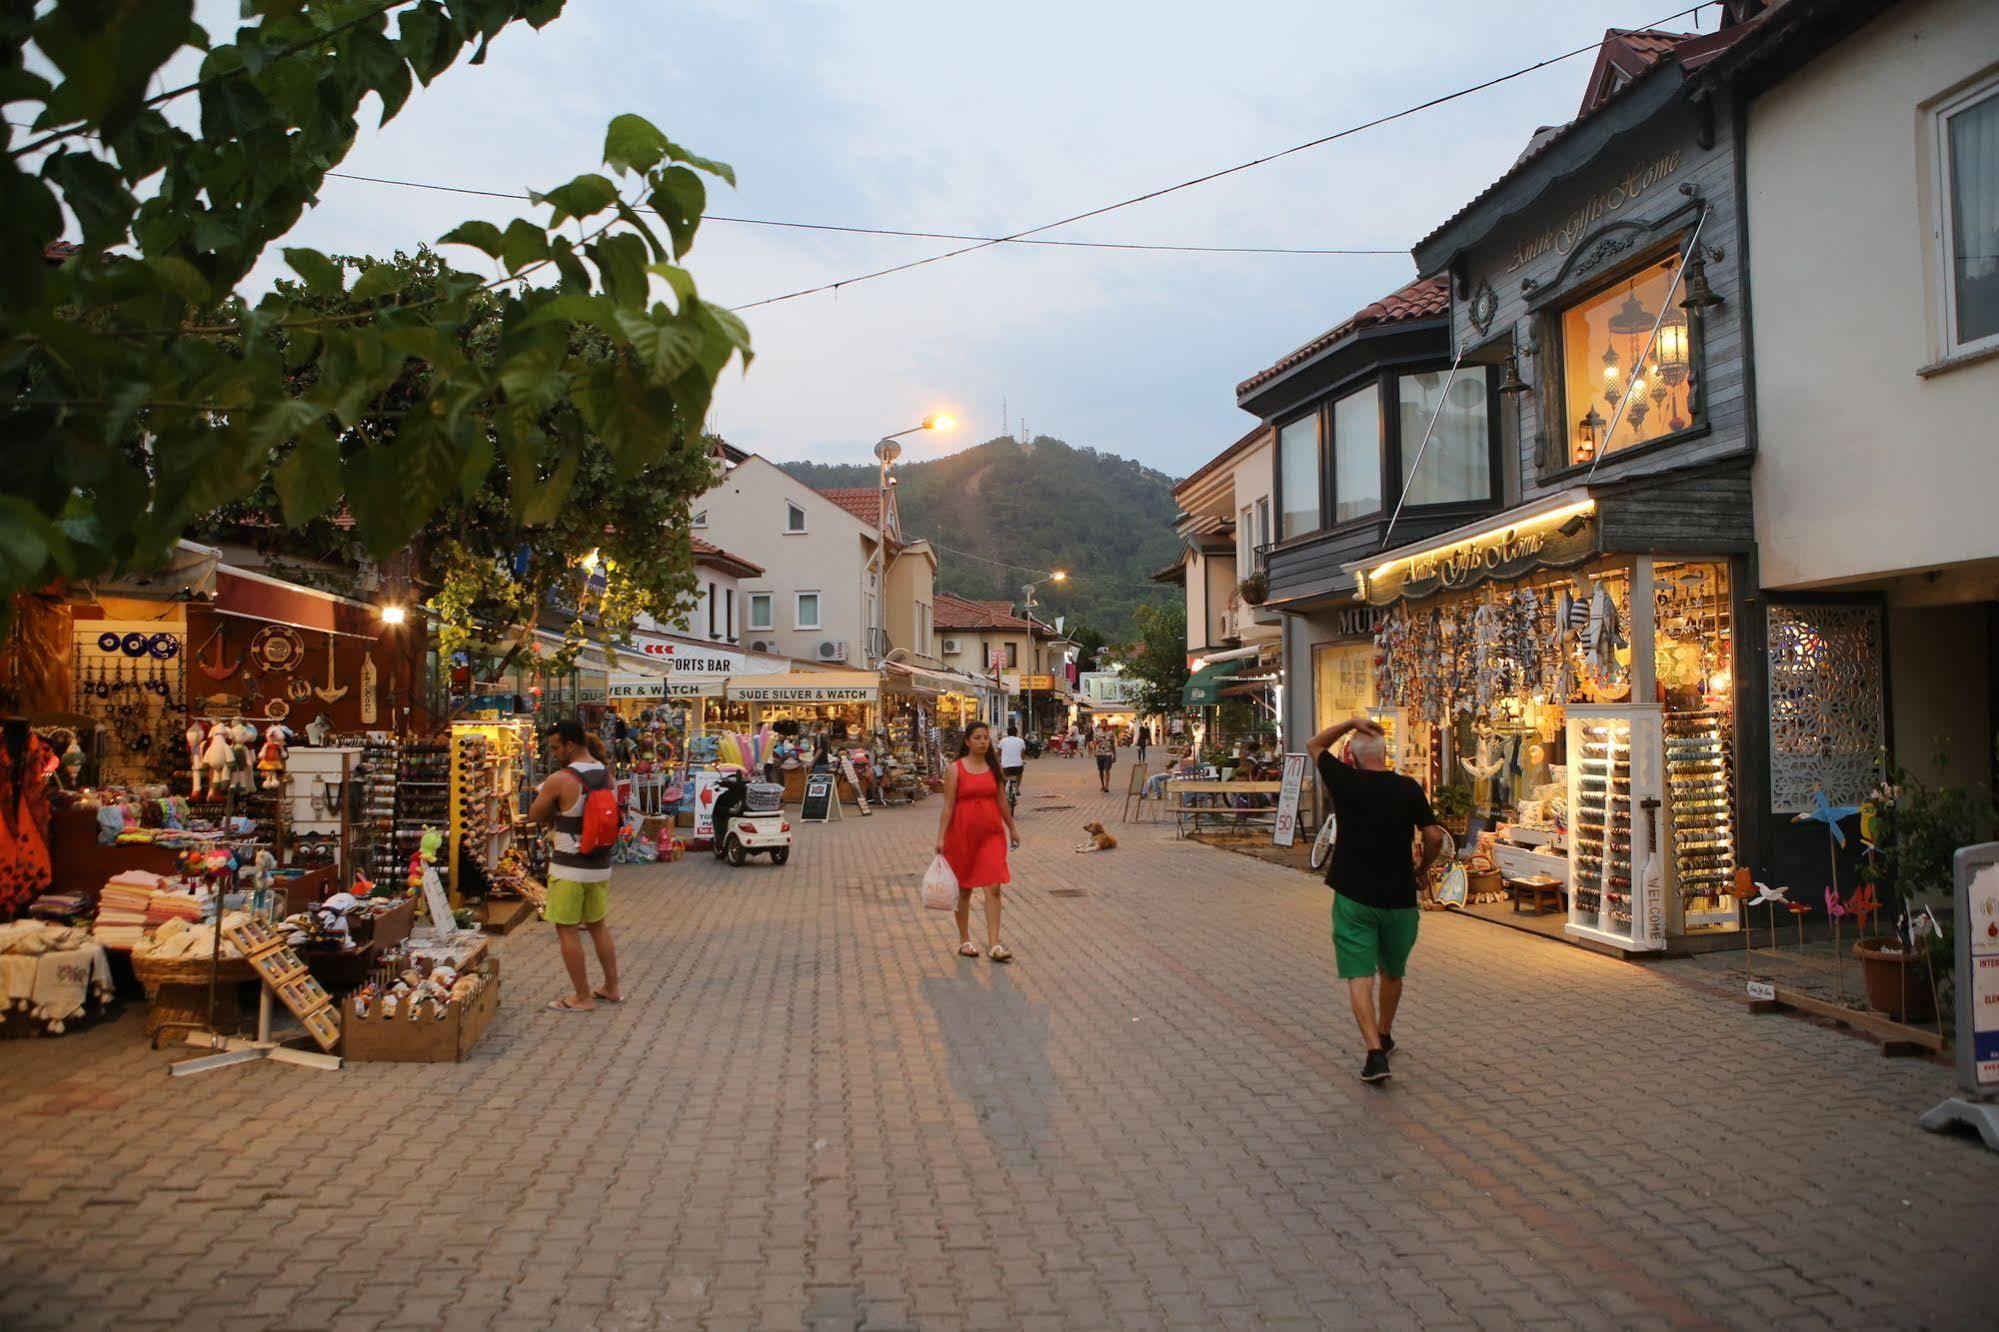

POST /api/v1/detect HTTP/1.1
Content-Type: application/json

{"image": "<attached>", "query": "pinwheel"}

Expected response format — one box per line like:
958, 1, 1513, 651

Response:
1825, 888, 1851, 995
1844, 883, 1881, 939
1793, 788, 1860, 847
1747, 881, 1791, 950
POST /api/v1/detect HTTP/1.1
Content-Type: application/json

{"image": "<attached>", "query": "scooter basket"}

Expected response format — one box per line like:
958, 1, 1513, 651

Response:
743, 782, 784, 815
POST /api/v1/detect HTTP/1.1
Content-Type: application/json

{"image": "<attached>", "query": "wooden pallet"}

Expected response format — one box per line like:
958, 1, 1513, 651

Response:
222, 919, 341, 1052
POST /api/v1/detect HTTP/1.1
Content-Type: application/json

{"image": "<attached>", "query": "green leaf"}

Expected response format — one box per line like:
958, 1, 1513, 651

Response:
283, 247, 345, 296
697, 302, 755, 370
648, 166, 706, 258
252, 398, 322, 449
647, 261, 698, 310
522, 291, 616, 330
146, 255, 211, 305
662, 138, 737, 188
349, 261, 405, 302
501, 219, 550, 275
42, 151, 138, 248
439, 220, 505, 258
32, 0, 195, 134
397, 1, 454, 86
604, 113, 670, 175
0, 498, 64, 589
273, 426, 343, 527
614, 309, 701, 384
587, 232, 649, 307
533, 173, 619, 225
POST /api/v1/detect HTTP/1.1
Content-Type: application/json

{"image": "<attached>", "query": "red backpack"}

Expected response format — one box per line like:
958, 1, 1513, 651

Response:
573, 767, 622, 854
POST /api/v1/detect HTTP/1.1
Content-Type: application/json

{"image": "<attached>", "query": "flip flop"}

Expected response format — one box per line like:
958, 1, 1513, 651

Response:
593, 989, 624, 1004
957, 941, 981, 957
546, 997, 595, 1013
988, 943, 1013, 963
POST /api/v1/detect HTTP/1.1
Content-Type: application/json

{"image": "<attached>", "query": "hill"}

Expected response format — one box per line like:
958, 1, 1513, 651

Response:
783, 435, 1182, 642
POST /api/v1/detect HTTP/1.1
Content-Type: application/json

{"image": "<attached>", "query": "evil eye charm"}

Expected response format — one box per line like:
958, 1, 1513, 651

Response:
148, 633, 181, 659
97, 632, 122, 653
121, 632, 149, 657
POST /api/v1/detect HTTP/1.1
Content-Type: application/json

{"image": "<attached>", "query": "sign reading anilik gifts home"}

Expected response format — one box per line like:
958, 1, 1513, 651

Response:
1504, 150, 1685, 273
1359, 506, 1599, 606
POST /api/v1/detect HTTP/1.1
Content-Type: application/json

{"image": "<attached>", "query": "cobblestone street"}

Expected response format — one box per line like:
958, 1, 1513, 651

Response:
2, 754, 1991, 1331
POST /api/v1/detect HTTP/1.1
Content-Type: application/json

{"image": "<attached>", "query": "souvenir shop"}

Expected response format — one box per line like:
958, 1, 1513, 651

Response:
1355, 495, 1751, 953
0, 551, 530, 1062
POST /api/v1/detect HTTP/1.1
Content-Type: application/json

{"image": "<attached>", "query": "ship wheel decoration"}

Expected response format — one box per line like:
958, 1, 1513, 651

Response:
249, 625, 306, 673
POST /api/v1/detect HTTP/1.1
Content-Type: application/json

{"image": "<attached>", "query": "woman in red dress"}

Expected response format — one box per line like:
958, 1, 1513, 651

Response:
935, 722, 1021, 961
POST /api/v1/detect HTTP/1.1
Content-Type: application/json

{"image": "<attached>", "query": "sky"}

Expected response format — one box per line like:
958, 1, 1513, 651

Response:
224, 0, 1724, 477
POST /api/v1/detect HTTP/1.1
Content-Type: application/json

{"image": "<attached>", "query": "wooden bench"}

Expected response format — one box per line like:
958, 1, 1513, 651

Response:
1167, 780, 1284, 838
1506, 875, 1566, 916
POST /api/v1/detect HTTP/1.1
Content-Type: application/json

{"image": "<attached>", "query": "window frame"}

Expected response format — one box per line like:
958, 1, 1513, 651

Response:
747, 592, 773, 632
794, 590, 821, 630
1388, 363, 1503, 520
1934, 69, 1999, 359
691, 508, 708, 528
784, 501, 808, 534
725, 587, 735, 642
706, 581, 717, 638
1329, 378, 1386, 528
1273, 407, 1325, 543
1537, 234, 1710, 481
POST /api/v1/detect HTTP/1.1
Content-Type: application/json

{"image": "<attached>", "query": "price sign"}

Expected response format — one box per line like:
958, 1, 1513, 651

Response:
1273, 753, 1308, 848
801, 774, 836, 823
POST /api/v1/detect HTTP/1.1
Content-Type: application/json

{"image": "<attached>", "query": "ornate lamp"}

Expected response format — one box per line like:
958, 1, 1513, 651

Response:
1680, 249, 1723, 310
1574, 407, 1605, 464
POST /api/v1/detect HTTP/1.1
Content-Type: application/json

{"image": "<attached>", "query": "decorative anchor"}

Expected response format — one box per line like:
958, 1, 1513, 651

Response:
313, 631, 349, 703
195, 624, 242, 682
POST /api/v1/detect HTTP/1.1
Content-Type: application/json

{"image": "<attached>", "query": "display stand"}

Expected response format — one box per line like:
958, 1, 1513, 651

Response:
1565, 703, 1667, 952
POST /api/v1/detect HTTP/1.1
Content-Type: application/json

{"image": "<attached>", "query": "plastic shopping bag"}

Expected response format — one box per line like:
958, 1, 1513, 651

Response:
921, 855, 959, 910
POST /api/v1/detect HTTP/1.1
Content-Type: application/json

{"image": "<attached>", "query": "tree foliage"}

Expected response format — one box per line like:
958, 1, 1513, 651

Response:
0, 1, 749, 614
1124, 603, 1190, 719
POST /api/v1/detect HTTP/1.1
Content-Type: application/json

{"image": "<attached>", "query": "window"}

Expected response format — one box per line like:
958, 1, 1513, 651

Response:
706, 581, 716, 638
795, 591, 821, 629
1396, 366, 1491, 505
1331, 383, 1381, 523
1005, 642, 1019, 669
1558, 247, 1696, 465
917, 602, 932, 656
785, 502, 807, 533
1238, 504, 1254, 568
747, 593, 773, 631
1255, 497, 1270, 557
691, 509, 707, 528
1939, 75, 1999, 352
725, 588, 734, 641
1277, 414, 1319, 540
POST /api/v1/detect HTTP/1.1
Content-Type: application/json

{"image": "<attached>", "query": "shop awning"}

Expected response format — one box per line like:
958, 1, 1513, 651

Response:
726, 670, 878, 704
1183, 658, 1246, 706
1218, 673, 1280, 699
215, 565, 385, 640
607, 671, 722, 700
883, 661, 993, 698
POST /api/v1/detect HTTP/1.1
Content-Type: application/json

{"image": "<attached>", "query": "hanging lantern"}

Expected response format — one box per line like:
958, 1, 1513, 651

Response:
1497, 348, 1531, 396
1656, 308, 1691, 383
1574, 407, 1605, 463
1681, 250, 1723, 310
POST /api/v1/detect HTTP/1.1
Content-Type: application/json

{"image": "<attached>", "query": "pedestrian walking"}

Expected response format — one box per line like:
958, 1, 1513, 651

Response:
1135, 723, 1151, 763
1091, 723, 1117, 792
936, 722, 1020, 962
1305, 716, 1443, 1083
530, 720, 624, 1013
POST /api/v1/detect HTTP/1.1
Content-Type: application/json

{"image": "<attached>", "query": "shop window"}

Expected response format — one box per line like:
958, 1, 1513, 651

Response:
1937, 73, 1999, 352
785, 502, 807, 533
795, 591, 821, 629
1396, 367, 1492, 506
1277, 413, 1320, 540
748, 593, 773, 631
1331, 383, 1381, 523
1558, 246, 1697, 466
1312, 641, 1375, 733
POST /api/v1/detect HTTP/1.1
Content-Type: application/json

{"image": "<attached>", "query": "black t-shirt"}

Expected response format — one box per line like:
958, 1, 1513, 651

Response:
1316, 752, 1438, 909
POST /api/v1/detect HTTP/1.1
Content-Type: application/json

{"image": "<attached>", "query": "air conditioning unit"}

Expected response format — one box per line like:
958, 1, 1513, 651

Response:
817, 640, 848, 662
748, 640, 773, 654
941, 638, 962, 655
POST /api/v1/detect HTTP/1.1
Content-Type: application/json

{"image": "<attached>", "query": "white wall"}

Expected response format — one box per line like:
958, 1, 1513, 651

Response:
657, 566, 744, 645
1748, 0, 1999, 588
696, 456, 869, 663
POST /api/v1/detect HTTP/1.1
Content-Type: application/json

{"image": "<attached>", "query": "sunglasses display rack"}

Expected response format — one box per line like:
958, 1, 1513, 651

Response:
359, 735, 403, 886
447, 729, 493, 903
394, 740, 451, 888
1664, 708, 1738, 932
1564, 704, 1667, 951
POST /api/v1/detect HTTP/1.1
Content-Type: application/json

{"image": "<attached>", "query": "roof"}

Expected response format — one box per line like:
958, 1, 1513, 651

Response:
933, 592, 1033, 633
1413, 22, 1753, 265
1235, 277, 1450, 397
690, 536, 762, 578
1150, 559, 1187, 586
1173, 424, 1271, 502
1579, 28, 1697, 116
818, 488, 882, 527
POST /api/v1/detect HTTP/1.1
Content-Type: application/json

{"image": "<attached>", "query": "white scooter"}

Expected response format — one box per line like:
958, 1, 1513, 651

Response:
711, 774, 793, 866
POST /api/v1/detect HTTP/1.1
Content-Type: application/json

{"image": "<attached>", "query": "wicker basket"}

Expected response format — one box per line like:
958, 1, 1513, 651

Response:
131, 949, 260, 992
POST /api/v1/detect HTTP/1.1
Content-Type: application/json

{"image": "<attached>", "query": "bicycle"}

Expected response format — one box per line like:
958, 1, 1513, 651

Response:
1309, 810, 1338, 870
1003, 769, 1022, 814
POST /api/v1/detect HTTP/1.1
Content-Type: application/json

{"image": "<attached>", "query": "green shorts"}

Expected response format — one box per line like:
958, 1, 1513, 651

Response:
545, 876, 609, 927
1332, 895, 1419, 979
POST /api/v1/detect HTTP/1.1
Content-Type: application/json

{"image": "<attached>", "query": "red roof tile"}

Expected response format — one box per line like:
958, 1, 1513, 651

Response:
1236, 277, 1450, 397
934, 592, 1031, 632
691, 536, 763, 577
819, 488, 882, 526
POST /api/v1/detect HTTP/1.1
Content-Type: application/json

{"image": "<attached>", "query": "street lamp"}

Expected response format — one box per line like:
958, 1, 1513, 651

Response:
1018, 570, 1069, 740
871, 415, 955, 661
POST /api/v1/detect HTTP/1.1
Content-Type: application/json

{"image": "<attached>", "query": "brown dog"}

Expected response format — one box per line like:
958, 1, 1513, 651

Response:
1074, 820, 1117, 853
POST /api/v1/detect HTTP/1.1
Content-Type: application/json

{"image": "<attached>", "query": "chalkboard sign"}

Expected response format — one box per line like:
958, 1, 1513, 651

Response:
801, 774, 837, 823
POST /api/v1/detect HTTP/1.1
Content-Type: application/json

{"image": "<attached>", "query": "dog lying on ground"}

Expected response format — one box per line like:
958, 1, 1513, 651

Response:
1074, 821, 1117, 853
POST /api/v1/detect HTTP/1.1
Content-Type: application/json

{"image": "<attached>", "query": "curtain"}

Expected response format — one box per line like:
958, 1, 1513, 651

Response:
1949, 88, 1999, 344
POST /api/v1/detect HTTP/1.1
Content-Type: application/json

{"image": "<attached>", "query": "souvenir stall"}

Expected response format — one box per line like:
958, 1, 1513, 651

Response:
1357, 498, 1743, 952
722, 672, 879, 805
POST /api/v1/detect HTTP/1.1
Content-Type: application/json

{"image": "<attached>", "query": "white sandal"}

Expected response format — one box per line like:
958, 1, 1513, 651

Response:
957, 940, 981, 957
988, 943, 1013, 963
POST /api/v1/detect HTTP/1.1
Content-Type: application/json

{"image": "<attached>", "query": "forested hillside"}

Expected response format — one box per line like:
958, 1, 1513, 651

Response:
783, 435, 1182, 641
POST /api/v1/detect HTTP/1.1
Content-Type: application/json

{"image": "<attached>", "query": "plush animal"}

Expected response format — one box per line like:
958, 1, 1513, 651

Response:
1074, 821, 1118, 853
257, 723, 290, 790
200, 728, 234, 798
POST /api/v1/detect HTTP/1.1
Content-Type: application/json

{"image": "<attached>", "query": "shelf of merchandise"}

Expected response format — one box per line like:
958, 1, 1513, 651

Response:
1664, 708, 1739, 933
1565, 704, 1666, 952
395, 739, 451, 894
447, 719, 533, 906
360, 735, 402, 886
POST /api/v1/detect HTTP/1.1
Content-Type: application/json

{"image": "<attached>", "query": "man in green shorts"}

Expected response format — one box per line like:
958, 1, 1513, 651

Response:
1307, 717, 1444, 1083
529, 719, 622, 1013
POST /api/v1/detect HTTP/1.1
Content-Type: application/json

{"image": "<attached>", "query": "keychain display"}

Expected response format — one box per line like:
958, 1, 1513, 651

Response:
250, 624, 306, 673
72, 625, 186, 784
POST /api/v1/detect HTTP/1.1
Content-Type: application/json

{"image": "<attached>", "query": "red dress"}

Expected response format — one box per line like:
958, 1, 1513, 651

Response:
942, 759, 1010, 889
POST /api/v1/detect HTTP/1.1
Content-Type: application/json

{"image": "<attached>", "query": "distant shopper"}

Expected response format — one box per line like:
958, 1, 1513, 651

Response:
1136, 724, 1151, 763
1306, 716, 1442, 1084
997, 725, 1027, 794
531, 720, 623, 1013
1091, 724, 1117, 792
937, 722, 1020, 961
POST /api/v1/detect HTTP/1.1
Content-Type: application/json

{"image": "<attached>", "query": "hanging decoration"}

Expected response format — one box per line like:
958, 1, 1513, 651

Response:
359, 652, 379, 725
249, 624, 305, 673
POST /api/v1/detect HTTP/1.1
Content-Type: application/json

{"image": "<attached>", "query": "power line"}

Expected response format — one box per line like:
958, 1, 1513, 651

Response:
321, 170, 1401, 255
731, 3, 1711, 311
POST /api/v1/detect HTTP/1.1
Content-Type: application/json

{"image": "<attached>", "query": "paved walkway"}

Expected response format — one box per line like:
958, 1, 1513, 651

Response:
1, 753, 1991, 1330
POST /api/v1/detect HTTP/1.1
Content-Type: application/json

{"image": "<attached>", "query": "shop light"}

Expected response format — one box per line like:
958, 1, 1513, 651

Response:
379, 605, 407, 625
1365, 497, 1599, 588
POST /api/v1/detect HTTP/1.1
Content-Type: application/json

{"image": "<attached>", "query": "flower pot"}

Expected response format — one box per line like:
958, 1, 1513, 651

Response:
1241, 586, 1267, 607
1852, 937, 1937, 1024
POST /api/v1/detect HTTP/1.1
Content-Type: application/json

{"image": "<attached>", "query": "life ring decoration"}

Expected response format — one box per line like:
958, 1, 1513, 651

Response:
286, 678, 315, 701
250, 625, 305, 673
264, 698, 290, 720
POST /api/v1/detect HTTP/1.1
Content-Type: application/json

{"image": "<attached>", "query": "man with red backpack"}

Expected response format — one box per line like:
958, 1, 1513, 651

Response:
531, 719, 623, 1012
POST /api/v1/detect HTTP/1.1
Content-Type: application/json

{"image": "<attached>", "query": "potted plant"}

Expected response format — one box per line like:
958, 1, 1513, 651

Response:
1853, 761, 1993, 1022
1431, 784, 1473, 840
1238, 571, 1268, 606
